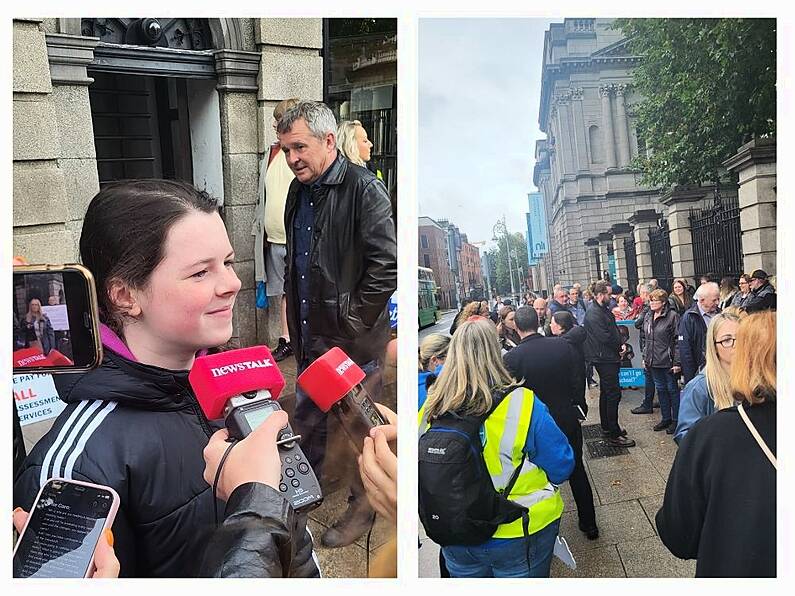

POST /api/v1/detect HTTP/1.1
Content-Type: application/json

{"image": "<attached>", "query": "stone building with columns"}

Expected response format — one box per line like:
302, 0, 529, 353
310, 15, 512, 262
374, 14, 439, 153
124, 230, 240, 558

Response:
532, 18, 776, 293
13, 17, 397, 349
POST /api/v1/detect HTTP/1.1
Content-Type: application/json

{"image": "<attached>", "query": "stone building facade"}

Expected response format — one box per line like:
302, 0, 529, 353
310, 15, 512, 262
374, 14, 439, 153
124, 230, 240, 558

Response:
532, 18, 775, 293
13, 18, 323, 349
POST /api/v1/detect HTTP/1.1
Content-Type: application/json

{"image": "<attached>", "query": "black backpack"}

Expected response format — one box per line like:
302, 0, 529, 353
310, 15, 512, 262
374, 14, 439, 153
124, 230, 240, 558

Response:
418, 398, 529, 546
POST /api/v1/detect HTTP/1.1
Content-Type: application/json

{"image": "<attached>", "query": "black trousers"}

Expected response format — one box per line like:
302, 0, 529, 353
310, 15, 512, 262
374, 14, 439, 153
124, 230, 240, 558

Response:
560, 417, 596, 529
594, 362, 622, 438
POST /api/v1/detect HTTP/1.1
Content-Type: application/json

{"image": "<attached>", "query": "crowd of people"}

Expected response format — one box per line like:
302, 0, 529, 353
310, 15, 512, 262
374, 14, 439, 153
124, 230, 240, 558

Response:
420, 270, 776, 577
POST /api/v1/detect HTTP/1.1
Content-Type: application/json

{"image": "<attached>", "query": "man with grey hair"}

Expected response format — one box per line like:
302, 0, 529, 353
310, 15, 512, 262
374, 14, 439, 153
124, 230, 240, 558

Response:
678, 281, 721, 384
279, 100, 397, 547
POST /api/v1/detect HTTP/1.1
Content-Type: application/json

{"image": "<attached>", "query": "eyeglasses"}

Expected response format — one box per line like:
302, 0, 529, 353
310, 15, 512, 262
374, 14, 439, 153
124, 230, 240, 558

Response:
714, 337, 736, 348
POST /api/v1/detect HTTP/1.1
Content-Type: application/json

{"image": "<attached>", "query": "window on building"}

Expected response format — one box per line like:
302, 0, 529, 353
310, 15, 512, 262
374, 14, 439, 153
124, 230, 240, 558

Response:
589, 125, 604, 164
420, 234, 429, 249
423, 254, 431, 269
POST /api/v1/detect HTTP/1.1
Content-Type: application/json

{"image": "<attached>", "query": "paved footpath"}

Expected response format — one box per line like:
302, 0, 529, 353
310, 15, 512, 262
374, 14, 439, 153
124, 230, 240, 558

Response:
419, 385, 697, 578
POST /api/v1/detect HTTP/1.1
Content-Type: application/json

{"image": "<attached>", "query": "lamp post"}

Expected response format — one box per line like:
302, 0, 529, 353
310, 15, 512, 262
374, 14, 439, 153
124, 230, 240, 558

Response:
493, 216, 516, 298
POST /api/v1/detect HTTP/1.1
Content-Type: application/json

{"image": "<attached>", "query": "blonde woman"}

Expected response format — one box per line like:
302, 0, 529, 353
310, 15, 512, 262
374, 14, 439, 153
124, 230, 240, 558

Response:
418, 318, 573, 578
657, 311, 775, 577
418, 333, 450, 409
23, 297, 55, 355
337, 119, 373, 166
673, 308, 746, 443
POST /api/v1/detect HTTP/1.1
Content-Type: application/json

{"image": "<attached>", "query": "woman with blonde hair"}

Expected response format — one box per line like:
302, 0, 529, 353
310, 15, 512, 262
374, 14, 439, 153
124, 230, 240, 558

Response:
673, 307, 745, 443
337, 119, 373, 167
418, 333, 450, 409
451, 300, 485, 334
418, 318, 573, 577
23, 297, 56, 355
657, 311, 775, 577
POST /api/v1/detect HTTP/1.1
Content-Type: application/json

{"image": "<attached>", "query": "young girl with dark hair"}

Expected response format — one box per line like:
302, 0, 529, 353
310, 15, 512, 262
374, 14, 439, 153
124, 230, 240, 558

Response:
14, 180, 318, 578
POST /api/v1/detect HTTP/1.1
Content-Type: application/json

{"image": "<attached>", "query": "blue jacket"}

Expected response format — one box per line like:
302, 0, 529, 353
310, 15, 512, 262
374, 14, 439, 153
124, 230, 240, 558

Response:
418, 364, 443, 410
678, 303, 720, 383
673, 372, 715, 444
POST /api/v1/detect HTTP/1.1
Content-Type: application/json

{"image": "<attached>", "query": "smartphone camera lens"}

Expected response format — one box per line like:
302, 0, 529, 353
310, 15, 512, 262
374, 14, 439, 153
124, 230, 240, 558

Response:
91, 500, 98, 508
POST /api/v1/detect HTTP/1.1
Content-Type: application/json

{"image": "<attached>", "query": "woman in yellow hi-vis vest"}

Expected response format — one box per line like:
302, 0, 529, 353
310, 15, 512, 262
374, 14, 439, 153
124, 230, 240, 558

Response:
419, 318, 574, 577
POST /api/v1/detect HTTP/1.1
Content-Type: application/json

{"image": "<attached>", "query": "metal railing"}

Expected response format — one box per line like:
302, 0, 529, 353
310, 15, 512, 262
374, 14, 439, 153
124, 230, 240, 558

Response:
689, 197, 743, 282
649, 220, 673, 292
624, 235, 639, 293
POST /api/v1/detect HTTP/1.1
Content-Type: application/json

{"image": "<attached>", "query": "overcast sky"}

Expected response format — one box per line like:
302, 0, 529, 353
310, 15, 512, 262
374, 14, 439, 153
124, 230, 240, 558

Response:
418, 18, 556, 250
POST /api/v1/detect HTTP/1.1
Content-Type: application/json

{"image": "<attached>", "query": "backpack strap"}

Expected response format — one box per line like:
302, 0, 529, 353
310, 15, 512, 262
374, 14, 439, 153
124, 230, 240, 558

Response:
737, 404, 776, 469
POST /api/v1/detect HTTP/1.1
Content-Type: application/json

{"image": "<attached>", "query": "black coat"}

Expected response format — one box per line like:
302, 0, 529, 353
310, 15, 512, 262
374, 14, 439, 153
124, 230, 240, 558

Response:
199, 482, 319, 577
743, 281, 776, 313
503, 334, 580, 440
583, 300, 622, 364
13, 349, 316, 577
560, 325, 588, 416
678, 304, 717, 383
656, 402, 776, 577
641, 305, 680, 368
284, 153, 397, 365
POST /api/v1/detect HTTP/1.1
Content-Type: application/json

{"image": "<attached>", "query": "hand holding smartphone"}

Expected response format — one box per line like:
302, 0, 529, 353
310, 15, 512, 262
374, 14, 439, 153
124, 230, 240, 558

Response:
13, 479, 120, 578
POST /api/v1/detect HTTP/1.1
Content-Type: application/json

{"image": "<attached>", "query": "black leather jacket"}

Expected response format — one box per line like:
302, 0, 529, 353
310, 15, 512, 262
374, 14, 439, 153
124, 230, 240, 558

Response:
199, 482, 320, 578
583, 300, 622, 364
284, 153, 397, 365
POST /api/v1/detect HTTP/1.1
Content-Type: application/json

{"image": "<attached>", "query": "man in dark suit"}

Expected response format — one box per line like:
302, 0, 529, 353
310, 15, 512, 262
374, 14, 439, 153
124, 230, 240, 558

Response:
503, 306, 598, 540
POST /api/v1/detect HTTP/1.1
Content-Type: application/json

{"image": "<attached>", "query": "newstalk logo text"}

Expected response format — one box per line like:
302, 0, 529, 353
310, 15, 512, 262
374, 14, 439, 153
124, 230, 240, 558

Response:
335, 358, 355, 376
211, 359, 273, 377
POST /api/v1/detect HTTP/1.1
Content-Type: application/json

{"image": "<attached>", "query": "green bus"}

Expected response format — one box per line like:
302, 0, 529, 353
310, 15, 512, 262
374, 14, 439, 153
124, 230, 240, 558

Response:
418, 266, 440, 328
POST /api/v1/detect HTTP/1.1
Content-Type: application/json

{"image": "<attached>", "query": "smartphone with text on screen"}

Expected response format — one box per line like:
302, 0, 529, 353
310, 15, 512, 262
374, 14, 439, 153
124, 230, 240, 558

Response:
13, 478, 120, 578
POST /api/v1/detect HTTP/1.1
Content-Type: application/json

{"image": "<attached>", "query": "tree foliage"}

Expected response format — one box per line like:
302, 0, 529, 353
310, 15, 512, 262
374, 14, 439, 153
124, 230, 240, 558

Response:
491, 232, 529, 296
615, 18, 776, 187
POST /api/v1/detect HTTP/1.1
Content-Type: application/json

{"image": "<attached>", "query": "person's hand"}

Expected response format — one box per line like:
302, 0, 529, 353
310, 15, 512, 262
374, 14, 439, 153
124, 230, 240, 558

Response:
13, 508, 120, 578
671, 366, 681, 374
203, 410, 287, 501
358, 403, 397, 523
619, 344, 627, 357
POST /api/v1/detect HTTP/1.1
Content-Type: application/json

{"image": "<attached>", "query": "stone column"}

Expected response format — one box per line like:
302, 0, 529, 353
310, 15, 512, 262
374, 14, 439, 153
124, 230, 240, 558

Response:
555, 92, 575, 175
549, 105, 562, 184
723, 137, 777, 276
610, 223, 633, 288
597, 232, 613, 281
584, 238, 600, 281
614, 84, 631, 168
661, 186, 708, 282
570, 87, 589, 171
599, 85, 617, 169
215, 47, 263, 349
628, 210, 660, 286
250, 18, 323, 348
13, 19, 76, 263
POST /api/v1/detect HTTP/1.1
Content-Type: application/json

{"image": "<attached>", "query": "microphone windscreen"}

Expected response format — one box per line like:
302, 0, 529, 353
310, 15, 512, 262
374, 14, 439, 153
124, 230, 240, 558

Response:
296, 347, 365, 413
189, 346, 285, 419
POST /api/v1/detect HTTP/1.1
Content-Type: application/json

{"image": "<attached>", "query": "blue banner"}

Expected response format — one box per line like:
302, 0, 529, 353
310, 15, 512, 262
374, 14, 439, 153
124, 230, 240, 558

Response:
527, 192, 549, 261
619, 368, 646, 388
526, 213, 537, 266
388, 292, 398, 329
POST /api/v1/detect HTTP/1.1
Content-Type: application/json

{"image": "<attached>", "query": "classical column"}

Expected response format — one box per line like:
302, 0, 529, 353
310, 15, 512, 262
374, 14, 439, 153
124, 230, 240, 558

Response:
615, 84, 631, 167
723, 137, 777, 275
584, 238, 600, 281
570, 87, 589, 171
599, 84, 617, 169
661, 186, 708, 282
597, 232, 614, 281
549, 105, 562, 184
628, 210, 660, 286
555, 92, 575, 175
610, 223, 633, 288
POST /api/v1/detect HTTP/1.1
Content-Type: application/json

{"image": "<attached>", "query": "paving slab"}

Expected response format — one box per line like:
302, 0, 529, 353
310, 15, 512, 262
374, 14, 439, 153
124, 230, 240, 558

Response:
551, 543, 626, 578
308, 517, 368, 578
418, 538, 442, 578
585, 441, 656, 475
589, 463, 666, 505
558, 499, 656, 555
639, 494, 665, 534
618, 535, 697, 578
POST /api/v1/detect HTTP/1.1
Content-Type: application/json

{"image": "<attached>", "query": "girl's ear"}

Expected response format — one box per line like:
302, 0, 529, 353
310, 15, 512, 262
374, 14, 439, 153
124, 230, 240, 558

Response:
107, 280, 142, 318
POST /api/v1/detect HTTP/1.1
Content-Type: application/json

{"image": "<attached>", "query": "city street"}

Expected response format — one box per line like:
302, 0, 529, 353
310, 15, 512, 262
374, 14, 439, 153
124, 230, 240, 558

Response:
419, 309, 457, 341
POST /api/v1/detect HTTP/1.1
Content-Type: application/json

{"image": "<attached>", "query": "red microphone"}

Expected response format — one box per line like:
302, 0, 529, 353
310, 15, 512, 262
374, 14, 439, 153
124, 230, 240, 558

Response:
297, 347, 387, 453
188, 346, 285, 421
189, 346, 323, 513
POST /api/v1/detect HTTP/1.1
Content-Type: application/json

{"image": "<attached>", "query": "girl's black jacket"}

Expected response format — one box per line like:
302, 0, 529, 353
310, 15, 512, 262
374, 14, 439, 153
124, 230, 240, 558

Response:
13, 349, 318, 577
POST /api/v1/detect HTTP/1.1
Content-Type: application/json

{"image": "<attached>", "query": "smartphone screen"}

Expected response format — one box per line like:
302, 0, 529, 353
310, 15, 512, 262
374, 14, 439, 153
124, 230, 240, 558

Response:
13, 480, 115, 578
12, 267, 101, 372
